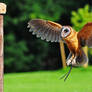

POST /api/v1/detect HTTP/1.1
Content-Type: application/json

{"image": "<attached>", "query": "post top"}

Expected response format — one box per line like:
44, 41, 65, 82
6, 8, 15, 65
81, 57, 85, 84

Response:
0, 3, 6, 14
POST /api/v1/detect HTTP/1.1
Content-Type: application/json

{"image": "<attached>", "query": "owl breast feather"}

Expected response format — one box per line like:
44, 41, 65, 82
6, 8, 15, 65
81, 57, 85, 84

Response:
64, 31, 79, 54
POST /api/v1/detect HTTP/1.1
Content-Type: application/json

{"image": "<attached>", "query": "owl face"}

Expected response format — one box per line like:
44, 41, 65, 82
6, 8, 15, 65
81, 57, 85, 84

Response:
61, 27, 71, 38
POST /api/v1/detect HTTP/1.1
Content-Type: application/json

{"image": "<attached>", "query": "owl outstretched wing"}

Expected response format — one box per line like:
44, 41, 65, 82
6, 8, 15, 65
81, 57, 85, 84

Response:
27, 19, 62, 42
78, 22, 92, 47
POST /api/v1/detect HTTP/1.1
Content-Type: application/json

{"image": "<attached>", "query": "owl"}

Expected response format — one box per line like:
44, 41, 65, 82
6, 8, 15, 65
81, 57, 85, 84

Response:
27, 19, 92, 67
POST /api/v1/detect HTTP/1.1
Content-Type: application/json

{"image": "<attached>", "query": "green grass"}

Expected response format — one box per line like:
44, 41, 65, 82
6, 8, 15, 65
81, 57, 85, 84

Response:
4, 66, 92, 92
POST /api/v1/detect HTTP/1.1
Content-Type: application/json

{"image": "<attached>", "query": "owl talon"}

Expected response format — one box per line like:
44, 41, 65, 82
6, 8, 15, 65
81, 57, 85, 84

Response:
66, 59, 72, 66
66, 57, 77, 66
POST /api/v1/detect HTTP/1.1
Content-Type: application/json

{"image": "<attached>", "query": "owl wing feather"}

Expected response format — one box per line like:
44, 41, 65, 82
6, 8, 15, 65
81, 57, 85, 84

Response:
27, 19, 62, 42
78, 22, 92, 47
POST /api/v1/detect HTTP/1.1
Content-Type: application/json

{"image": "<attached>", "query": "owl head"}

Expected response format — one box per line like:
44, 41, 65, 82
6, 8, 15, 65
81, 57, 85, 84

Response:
61, 26, 71, 38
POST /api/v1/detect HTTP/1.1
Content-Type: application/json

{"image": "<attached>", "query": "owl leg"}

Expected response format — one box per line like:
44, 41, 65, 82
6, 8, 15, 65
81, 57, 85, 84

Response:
70, 56, 77, 66
66, 53, 75, 66
66, 52, 72, 61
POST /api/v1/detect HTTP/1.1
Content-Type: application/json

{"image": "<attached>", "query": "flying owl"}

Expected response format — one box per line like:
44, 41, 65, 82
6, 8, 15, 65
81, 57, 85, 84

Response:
27, 19, 92, 67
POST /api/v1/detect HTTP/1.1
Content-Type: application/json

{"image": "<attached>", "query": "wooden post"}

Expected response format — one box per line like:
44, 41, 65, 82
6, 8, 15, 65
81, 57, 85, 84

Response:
60, 41, 66, 68
0, 3, 6, 92
83, 46, 88, 68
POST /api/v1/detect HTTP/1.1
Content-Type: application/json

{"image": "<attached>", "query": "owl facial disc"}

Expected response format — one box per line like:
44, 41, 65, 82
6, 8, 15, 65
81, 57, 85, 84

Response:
61, 27, 71, 38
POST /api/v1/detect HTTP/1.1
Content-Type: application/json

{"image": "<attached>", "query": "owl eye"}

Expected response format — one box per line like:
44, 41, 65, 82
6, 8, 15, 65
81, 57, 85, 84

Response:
64, 28, 69, 33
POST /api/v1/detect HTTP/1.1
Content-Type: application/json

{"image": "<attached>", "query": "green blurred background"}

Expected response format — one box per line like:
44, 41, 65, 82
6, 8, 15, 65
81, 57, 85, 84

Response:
1, 0, 92, 92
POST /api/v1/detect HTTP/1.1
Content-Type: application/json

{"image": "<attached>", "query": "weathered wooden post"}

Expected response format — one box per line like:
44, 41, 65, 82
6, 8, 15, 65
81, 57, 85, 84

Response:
0, 3, 6, 92
60, 41, 66, 68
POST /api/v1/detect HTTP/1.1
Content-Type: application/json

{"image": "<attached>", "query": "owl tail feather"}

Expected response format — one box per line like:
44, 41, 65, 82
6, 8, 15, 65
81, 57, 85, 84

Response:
76, 49, 88, 66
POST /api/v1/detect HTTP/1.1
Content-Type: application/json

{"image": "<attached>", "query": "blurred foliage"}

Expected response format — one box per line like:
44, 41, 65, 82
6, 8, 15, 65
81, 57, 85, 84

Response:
5, 33, 49, 72
4, 0, 90, 72
71, 5, 92, 31
5, 33, 34, 72
71, 5, 92, 64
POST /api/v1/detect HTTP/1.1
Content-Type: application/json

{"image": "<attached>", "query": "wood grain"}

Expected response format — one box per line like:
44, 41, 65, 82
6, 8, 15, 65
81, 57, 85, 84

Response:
0, 15, 3, 92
